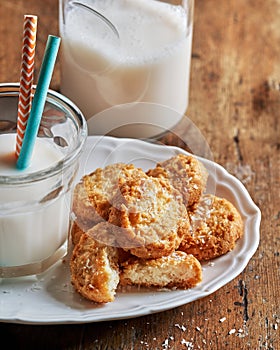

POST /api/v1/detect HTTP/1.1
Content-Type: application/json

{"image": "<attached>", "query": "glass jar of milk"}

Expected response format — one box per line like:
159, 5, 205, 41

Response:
0, 83, 87, 278
59, 0, 194, 139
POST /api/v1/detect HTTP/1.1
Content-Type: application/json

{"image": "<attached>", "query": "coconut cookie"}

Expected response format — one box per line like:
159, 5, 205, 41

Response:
72, 163, 145, 226
109, 167, 190, 259
178, 194, 244, 261
70, 221, 86, 246
120, 251, 202, 289
72, 182, 100, 231
70, 222, 121, 303
147, 153, 208, 208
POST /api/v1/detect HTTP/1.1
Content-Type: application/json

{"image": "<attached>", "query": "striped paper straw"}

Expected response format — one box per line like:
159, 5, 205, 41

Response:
15, 15, 37, 158
16, 35, 61, 170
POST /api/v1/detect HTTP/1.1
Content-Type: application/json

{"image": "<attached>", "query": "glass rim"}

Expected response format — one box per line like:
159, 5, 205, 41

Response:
0, 82, 88, 185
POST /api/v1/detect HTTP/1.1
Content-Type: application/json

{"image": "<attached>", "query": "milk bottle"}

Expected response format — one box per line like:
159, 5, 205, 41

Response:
59, 0, 193, 138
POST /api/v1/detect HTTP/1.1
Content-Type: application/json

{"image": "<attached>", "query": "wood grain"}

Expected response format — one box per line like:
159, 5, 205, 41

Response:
0, 0, 279, 349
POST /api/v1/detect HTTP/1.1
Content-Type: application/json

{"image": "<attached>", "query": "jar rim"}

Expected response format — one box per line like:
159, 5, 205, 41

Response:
0, 83, 88, 185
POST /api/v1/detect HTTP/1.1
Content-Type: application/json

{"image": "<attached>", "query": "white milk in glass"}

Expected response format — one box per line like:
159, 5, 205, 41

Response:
0, 134, 69, 267
60, 0, 193, 138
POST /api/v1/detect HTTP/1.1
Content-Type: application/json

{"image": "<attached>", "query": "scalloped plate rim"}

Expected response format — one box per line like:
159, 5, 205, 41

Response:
0, 136, 261, 324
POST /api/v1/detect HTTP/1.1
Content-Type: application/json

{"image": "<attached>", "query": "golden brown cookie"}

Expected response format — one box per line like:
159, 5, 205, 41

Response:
178, 194, 244, 261
120, 251, 202, 289
109, 166, 190, 259
147, 153, 208, 208
72, 163, 133, 225
70, 221, 86, 246
70, 222, 120, 303
72, 182, 100, 230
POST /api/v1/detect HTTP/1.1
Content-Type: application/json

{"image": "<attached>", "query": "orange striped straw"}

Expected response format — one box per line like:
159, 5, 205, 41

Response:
15, 15, 37, 158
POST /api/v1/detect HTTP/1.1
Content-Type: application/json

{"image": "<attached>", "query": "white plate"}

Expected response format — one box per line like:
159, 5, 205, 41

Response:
0, 136, 261, 325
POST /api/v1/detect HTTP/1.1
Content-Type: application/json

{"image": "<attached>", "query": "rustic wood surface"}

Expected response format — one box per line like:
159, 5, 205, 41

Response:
0, 0, 279, 349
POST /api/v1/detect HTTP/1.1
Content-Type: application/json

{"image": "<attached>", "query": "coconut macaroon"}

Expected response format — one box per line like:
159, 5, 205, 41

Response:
147, 153, 208, 208
72, 182, 99, 231
70, 222, 120, 303
109, 167, 190, 259
72, 163, 129, 226
179, 194, 244, 261
70, 221, 86, 246
120, 251, 202, 289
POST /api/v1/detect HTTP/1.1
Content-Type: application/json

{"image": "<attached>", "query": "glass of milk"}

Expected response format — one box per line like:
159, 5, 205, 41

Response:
59, 0, 194, 138
0, 83, 87, 278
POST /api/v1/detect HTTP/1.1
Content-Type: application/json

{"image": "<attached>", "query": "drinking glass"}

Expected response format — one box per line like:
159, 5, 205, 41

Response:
0, 83, 87, 277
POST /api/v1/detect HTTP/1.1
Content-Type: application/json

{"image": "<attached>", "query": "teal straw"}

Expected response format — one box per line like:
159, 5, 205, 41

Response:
16, 35, 61, 170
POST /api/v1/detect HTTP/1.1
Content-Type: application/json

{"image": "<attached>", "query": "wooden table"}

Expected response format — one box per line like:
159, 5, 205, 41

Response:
0, 1, 279, 349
